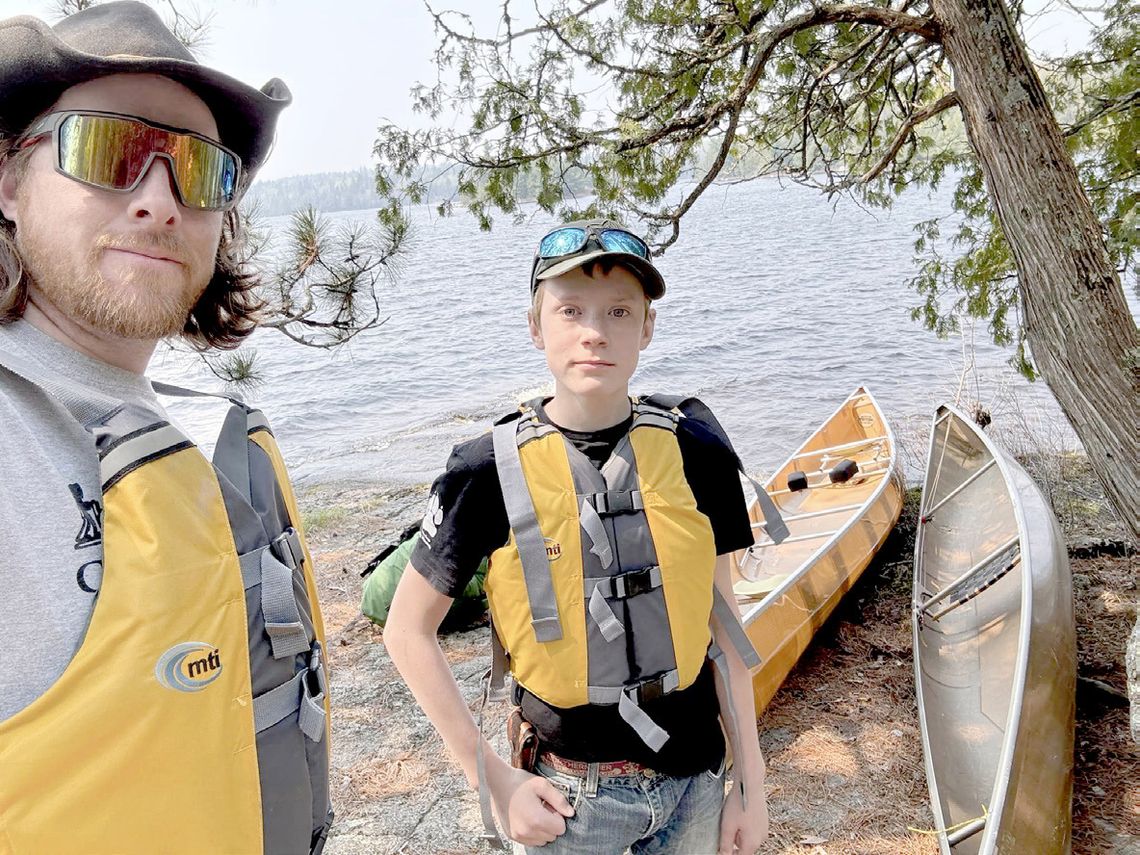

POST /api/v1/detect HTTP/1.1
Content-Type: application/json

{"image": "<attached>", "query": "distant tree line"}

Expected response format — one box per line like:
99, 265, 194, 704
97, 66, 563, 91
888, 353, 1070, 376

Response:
244, 164, 601, 219
243, 168, 385, 218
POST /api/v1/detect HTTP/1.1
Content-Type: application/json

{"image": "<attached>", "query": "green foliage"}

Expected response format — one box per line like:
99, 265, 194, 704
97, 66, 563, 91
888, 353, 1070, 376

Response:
246, 203, 409, 350
373, 0, 1133, 378
907, 0, 1136, 376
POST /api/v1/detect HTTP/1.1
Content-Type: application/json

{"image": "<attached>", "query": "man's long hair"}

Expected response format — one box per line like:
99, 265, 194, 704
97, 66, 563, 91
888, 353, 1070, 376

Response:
0, 133, 265, 350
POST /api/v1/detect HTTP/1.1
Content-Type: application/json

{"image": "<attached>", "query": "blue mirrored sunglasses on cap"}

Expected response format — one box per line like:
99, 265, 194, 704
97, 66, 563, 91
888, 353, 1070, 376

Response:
537, 225, 651, 260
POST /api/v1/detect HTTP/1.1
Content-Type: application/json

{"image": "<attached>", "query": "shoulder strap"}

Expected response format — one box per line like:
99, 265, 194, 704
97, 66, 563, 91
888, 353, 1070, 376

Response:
642, 393, 790, 543
491, 416, 563, 643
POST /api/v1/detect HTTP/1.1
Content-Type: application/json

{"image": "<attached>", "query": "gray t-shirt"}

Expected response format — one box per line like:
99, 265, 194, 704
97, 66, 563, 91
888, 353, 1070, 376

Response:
0, 320, 171, 721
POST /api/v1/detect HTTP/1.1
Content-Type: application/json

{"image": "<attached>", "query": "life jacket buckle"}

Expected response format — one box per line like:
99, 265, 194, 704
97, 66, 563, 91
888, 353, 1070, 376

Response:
592, 489, 642, 515
609, 565, 660, 599
627, 672, 670, 705
272, 527, 304, 570
304, 642, 325, 697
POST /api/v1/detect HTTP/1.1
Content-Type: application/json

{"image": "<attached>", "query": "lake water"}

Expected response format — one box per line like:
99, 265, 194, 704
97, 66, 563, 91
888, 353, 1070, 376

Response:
150, 179, 1138, 488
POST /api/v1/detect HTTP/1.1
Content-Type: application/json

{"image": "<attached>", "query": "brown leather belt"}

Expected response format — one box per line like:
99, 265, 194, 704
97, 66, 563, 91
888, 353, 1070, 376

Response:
538, 751, 654, 778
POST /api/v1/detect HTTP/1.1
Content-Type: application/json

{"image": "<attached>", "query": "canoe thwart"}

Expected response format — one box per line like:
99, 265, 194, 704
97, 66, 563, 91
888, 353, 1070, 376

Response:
945, 815, 988, 845
791, 434, 888, 460
920, 458, 997, 523
751, 502, 866, 529
918, 537, 1021, 622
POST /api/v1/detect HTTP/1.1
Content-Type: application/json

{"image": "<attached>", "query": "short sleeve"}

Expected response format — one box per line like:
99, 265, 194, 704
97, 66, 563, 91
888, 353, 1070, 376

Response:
676, 414, 754, 555
408, 433, 509, 598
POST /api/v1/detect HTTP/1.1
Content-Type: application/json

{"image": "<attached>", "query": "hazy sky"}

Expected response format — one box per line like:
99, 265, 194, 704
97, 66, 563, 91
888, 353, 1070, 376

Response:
1, 0, 1096, 181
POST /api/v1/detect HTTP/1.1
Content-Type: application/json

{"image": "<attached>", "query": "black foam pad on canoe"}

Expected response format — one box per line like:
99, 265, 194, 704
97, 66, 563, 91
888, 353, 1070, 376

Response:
787, 470, 808, 491
829, 459, 858, 483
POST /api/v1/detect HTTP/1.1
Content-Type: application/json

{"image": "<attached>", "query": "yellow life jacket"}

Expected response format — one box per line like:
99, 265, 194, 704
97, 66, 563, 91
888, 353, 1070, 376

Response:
485, 397, 761, 746
0, 354, 332, 855
475, 396, 766, 848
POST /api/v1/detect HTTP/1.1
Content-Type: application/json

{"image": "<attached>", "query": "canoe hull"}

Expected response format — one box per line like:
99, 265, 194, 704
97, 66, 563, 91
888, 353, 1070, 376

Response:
733, 387, 905, 713
913, 407, 1075, 855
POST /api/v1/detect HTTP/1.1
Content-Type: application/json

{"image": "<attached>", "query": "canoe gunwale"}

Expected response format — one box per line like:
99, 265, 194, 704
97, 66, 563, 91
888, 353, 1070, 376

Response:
739, 385, 901, 626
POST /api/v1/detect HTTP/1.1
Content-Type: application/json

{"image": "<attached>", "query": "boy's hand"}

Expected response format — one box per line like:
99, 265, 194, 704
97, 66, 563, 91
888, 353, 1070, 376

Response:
718, 778, 769, 855
488, 761, 574, 846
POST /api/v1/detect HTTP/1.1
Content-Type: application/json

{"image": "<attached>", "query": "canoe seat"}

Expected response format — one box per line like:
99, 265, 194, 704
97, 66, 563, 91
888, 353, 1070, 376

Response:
734, 573, 790, 600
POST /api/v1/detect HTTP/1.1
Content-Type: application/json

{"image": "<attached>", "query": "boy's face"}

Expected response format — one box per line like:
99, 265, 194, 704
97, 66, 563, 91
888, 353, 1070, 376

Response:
529, 265, 655, 404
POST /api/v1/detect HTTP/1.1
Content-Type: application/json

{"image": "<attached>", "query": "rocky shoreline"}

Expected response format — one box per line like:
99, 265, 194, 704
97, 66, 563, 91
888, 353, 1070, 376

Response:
299, 452, 1136, 854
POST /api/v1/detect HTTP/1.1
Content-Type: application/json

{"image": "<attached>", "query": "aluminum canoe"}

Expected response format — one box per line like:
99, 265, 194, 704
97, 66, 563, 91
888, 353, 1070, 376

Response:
731, 385, 905, 713
913, 405, 1075, 854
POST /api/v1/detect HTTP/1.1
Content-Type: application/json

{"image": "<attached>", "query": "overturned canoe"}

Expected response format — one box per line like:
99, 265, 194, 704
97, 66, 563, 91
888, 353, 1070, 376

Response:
913, 405, 1075, 854
732, 386, 904, 713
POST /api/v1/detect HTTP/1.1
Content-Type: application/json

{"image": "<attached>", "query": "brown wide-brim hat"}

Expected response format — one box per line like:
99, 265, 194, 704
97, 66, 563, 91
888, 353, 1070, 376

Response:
0, 1, 290, 174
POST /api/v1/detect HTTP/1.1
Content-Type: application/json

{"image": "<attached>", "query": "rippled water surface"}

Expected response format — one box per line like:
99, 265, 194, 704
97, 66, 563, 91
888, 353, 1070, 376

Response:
151, 180, 1137, 488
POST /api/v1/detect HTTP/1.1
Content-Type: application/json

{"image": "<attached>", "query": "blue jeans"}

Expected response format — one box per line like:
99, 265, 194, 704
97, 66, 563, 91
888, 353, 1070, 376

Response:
518, 757, 727, 855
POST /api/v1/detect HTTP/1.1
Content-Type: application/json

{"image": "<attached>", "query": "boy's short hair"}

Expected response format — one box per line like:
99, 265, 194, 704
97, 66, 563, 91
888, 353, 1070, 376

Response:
530, 259, 654, 320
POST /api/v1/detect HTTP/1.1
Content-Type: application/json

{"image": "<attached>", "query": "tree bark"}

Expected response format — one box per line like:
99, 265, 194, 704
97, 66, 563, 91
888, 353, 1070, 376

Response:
931, 0, 1139, 541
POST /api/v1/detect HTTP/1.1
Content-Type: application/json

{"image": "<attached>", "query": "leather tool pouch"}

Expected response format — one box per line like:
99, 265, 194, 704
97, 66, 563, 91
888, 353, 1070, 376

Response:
507, 707, 539, 772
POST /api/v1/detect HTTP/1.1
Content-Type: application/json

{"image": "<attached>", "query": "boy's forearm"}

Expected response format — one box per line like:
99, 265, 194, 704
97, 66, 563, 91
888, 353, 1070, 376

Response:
712, 556, 767, 788
384, 621, 493, 787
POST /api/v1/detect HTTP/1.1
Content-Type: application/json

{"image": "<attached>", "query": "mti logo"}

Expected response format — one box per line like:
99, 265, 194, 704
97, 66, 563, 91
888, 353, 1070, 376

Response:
543, 537, 562, 561
155, 642, 223, 692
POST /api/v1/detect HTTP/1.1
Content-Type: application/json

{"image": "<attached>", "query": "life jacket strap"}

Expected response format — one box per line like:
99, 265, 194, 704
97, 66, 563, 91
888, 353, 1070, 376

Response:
707, 642, 751, 809
578, 497, 614, 569
712, 587, 762, 670
488, 619, 511, 702
99, 422, 194, 491
587, 584, 624, 642
475, 669, 507, 849
252, 642, 327, 743
492, 416, 563, 643
586, 565, 666, 643
585, 668, 679, 750
261, 528, 312, 659
630, 401, 680, 433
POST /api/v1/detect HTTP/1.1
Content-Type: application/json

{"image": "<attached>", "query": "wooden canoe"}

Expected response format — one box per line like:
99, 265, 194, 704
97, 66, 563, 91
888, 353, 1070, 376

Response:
731, 386, 905, 714
913, 405, 1075, 854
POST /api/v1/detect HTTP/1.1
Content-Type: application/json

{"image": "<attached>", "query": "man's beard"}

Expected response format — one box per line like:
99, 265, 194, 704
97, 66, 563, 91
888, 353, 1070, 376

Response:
17, 227, 213, 341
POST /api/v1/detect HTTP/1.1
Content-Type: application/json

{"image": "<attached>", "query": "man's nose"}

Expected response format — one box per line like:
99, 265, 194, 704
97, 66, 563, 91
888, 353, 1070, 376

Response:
125, 157, 182, 226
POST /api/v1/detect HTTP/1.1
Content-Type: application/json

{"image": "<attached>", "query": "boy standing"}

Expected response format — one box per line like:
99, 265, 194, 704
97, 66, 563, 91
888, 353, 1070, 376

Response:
385, 220, 769, 854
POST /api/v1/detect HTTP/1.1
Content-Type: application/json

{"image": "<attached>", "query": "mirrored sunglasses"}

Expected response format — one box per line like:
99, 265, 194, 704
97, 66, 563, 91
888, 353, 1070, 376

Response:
537, 226, 650, 260
20, 110, 242, 211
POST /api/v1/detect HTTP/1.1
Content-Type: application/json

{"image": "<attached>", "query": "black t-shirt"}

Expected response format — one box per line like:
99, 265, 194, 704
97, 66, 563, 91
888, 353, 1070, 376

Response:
409, 399, 754, 776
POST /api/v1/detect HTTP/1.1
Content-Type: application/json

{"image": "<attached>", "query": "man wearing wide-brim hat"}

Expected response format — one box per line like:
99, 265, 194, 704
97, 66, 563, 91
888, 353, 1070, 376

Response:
0, 4, 333, 853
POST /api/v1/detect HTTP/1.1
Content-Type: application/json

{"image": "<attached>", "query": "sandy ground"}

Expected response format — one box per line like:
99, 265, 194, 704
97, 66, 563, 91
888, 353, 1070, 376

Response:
298, 462, 1137, 855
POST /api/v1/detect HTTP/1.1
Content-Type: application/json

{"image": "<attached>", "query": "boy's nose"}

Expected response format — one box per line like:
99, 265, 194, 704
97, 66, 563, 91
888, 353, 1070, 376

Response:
580, 316, 608, 345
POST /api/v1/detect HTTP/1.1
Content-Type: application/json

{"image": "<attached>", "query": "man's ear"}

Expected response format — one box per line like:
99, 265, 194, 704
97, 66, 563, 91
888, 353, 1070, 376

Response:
0, 160, 21, 224
528, 309, 545, 350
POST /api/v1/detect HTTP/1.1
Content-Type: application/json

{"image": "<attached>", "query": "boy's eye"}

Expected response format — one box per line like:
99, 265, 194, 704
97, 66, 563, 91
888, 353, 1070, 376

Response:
557, 306, 580, 317
611, 307, 631, 318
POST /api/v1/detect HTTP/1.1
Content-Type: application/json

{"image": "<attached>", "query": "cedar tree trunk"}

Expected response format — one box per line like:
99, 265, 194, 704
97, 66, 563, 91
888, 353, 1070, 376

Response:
932, 0, 1139, 540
